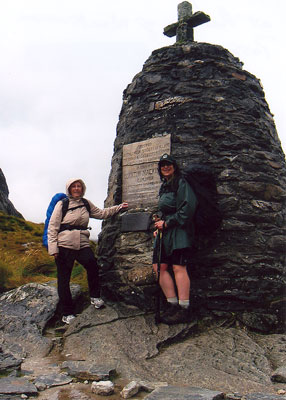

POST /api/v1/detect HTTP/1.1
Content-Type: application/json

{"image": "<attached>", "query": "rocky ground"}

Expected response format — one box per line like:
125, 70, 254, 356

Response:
0, 283, 286, 399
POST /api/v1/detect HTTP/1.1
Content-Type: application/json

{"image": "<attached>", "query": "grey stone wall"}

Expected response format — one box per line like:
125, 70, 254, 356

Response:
98, 42, 286, 332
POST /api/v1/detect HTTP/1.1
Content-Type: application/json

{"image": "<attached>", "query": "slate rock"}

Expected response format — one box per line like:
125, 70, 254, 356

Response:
33, 373, 72, 391
39, 387, 91, 400
0, 397, 23, 400
245, 394, 286, 400
144, 385, 224, 399
0, 349, 22, 373
0, 282, 81, 357
62, 303, 279, 394
61, 360, 116, 381
0, 377, 38, 395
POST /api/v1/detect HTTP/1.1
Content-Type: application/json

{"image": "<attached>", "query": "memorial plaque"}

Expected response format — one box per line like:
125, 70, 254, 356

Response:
121, 212, 152, 232
122, 135, 171, 208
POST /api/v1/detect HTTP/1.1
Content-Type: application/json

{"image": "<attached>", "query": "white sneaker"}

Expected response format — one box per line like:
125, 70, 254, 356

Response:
90, 297, 105, 309
62, 315, 76, 324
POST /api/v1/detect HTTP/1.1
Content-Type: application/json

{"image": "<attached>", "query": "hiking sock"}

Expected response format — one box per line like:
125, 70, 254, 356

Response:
167, 297, 178, 305
179, 299, 190, 309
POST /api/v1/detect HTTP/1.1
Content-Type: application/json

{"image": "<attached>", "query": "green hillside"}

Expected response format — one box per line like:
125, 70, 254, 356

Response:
0, 212, 95, 292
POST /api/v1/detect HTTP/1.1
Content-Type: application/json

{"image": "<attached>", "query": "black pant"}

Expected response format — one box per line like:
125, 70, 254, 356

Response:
56, 247, 100, 316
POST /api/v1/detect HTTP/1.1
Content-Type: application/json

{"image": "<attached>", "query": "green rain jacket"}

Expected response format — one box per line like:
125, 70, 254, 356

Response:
156, 176, 198, 257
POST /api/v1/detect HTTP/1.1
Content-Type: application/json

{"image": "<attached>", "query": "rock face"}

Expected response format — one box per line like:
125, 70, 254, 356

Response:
1, 283, 286, 398
0, 282, 81, 358
98, 42, 286, 332
0, 168, 23, 218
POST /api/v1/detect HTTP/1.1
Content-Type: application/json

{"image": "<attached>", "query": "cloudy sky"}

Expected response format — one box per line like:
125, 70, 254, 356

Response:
1, 0, 285, 239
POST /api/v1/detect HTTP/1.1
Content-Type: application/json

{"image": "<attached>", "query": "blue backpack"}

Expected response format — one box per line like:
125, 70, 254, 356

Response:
42, 193, 91, 249
43, 193, 67, 248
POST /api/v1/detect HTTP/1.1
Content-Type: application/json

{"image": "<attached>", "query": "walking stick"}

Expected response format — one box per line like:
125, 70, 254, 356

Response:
155, 229, 163, 324
153, 212, 164, 325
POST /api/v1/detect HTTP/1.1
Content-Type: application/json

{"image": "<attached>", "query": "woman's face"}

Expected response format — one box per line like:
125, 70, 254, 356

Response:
69, 181, 83, 198
160, 162, 175, 180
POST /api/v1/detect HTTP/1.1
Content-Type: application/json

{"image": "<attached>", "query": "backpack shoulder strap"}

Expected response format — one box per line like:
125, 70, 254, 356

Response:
61, 197, 69, 220
82, 198, 91, 214
61, 197, 90, 221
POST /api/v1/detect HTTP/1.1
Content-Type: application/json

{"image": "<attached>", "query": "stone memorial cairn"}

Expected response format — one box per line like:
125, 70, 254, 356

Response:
98, 1, 285, 332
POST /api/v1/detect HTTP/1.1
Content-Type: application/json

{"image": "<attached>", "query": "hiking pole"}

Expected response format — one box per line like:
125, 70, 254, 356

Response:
155, 229, 163, 324
153, 213, 163, 325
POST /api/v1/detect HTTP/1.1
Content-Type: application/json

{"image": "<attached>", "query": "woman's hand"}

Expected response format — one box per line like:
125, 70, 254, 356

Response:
154, 220, 166, 231
119, 202, 128, 210
53, 253, 59, 259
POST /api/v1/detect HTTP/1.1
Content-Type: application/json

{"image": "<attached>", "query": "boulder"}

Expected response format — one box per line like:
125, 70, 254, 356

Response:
91, 380, 114, 396
0, 282, 81, 357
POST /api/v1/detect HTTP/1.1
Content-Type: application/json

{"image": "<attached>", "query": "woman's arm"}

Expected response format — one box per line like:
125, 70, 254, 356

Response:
89, 201, 128, 219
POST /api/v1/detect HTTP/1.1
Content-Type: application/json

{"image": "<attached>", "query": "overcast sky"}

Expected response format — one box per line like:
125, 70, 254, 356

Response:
1, 0, 285, 239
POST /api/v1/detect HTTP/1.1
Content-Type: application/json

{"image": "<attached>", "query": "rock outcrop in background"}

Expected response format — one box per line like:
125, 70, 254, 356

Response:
98, 41, 286, 333
0, 168, 23, 218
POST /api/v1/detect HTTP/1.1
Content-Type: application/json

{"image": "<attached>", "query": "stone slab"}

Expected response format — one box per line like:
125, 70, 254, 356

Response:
0, 351, 22, 372
144, 385, 224, 399
122, 135, 171, 208
0, 377, 38, 395
61, 360, 116, 381
33, 373, 72, 390
245, 394, 286, 400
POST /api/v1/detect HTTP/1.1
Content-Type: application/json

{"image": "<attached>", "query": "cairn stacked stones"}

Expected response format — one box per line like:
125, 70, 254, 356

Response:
98, 7, 285, 332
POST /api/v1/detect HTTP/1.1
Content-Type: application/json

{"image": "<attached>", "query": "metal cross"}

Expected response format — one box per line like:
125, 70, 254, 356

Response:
164, 1, 210, 42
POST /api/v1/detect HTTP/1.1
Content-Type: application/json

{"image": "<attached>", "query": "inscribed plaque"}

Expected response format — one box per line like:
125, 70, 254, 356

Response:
121, 212, 152, 232
122, 135, 171, 208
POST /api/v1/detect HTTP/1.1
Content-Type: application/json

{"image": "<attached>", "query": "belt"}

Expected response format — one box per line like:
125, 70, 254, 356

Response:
59, 224, 88, 233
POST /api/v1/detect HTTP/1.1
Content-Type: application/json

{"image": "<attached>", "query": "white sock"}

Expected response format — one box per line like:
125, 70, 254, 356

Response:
179, 299, 189, 309
167, 297, 178, 305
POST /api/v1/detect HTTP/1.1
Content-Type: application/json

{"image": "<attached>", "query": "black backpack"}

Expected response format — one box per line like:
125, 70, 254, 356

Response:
182, 164, 222, 239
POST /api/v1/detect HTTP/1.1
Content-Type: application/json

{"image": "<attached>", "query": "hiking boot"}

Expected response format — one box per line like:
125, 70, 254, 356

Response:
62, 314, 76, 324
90, 297, 105, 309
160, 306, 191, 325
160, 303, 180, 320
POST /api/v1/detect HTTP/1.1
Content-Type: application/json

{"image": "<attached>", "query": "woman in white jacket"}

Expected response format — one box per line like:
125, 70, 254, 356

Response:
48, 178, 128, 324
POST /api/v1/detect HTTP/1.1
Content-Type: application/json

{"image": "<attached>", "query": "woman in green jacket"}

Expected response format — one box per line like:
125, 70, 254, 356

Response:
153, 154, 197, 325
